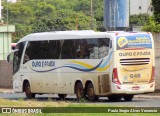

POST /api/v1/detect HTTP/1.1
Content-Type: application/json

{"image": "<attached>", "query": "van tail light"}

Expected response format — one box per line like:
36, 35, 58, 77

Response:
149, 66, 155, 83
112, 68, 121, 85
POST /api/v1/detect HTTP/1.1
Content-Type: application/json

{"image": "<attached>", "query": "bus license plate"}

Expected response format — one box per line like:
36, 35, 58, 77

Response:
132, 86, 140, 90
130, 74, 141, 78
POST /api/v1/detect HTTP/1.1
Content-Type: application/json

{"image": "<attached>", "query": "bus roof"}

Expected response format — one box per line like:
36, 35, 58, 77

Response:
17, 30, 109, 43
17, 30, 151, 43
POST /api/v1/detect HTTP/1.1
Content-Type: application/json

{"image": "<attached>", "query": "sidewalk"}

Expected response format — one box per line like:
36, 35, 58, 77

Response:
0, 88, 160, 99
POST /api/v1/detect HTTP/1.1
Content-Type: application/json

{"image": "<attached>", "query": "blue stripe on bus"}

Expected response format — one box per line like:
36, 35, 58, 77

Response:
31, 51, 113, 73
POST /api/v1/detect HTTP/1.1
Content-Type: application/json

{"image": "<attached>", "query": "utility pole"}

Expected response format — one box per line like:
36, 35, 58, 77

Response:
90, 0, 94, 30
0, 0, 2, 21
75, 15, 78, 30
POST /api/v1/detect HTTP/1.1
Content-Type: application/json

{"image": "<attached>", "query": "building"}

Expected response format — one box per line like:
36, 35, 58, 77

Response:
129, 0, 153, 15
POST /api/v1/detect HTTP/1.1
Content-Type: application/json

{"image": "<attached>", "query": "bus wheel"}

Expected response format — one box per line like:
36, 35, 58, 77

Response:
58, 94, 67, 100
24, 82, 35, 99
108, 95, 122, 101
86, 83, 98, 101
75, 82, 85, 100
123, 95, 134, 101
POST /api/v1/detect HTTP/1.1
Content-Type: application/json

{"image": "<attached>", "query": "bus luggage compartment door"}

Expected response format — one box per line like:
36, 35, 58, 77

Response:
97, 74, 110, 95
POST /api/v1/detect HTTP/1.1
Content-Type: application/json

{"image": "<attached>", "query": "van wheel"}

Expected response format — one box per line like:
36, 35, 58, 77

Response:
123, 95, 134, 101
108, 95, 122, 101
24, 82, 35, 99
58, 94, 67, 100
86, 83, 98, 101
75, 82, 85, 100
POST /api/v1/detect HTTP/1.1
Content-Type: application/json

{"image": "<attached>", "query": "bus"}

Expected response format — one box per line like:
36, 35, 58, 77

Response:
7, 30, 155, 101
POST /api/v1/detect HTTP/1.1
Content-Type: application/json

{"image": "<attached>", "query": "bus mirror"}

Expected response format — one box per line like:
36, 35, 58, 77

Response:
7, 49, 19, 63
7, 54, 10, 63
7, 53, 13, 63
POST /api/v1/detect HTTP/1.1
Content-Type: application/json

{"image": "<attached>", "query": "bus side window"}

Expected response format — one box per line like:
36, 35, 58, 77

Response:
80, 39, 90, 59
74, 40, 81, 59
49, 40, 61, 59
23, 42, 31, 64
61, 40, 75, 59
93, 38, 110, 59
75, 39, 92, 59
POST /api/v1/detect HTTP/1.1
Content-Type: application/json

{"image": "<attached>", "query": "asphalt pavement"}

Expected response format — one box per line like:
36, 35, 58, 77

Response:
0, 87, 160, 99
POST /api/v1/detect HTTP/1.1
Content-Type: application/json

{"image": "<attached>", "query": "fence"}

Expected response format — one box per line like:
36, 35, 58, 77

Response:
0, 61, 12, 88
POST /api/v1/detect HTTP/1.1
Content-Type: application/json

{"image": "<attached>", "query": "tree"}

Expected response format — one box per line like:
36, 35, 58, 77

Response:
129, 14, 149, 26
2, 2, 34, 42
142, 16, 160, 33
2, 0, 102, 42
141, 0, 160, 32
152, 0, 160, 23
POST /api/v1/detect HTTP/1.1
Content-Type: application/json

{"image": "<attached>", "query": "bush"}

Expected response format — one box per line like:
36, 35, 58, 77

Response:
142, 16, 160, 33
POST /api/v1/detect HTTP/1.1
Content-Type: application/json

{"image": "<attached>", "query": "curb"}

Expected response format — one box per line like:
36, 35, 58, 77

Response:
0, 89, 14, 94
135, 95, 160, 99
2, 91, 14, 94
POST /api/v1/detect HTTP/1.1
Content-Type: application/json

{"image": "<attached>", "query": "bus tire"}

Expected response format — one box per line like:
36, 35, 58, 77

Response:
58, 94, 67, 100
108, 95, 122, 101
75, 82, 85, 100
86, 82, 98, 101
24, 82, 35, 99
123, 95, 134, 101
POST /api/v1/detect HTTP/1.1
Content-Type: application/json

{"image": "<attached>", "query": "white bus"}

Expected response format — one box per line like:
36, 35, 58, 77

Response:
7, 30, 155, 101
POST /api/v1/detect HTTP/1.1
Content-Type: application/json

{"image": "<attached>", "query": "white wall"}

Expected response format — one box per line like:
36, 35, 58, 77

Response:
130, 0, 153, 15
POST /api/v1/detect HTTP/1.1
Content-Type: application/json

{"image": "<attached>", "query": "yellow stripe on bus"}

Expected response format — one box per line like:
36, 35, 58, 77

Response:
70, 61, 94, 68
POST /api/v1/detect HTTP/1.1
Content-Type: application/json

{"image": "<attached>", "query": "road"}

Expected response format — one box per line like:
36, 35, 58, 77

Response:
0, 93, 160, 107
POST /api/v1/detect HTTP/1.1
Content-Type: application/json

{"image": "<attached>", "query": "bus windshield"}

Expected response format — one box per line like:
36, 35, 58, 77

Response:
117, 34, 152, 50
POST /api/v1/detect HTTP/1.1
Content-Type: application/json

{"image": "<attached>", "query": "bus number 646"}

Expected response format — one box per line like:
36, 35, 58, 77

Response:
130, 74, 141, 78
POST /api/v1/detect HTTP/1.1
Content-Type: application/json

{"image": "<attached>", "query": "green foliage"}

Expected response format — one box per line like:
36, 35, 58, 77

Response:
2, 0, 103, 42
129, 14, 149, 26
142, 16, 160, 33
140, 0, 160, 33
129, 0, 160, 33
152, 0, 160, 23
3, 0, 160, 41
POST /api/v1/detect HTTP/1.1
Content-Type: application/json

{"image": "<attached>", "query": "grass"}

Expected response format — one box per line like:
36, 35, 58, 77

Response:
0, 98, 69, 107
0, 98, 159, 116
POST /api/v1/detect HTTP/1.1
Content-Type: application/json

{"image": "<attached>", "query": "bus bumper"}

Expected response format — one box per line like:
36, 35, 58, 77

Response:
111, 82, 155, 94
